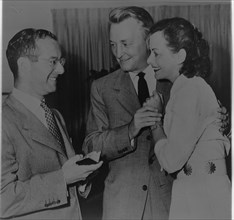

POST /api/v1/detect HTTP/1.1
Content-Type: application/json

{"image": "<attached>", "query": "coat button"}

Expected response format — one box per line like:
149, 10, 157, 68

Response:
142, 185, 147, 191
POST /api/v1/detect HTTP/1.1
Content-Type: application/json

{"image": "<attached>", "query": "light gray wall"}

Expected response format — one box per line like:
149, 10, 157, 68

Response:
2, 0, 227, 92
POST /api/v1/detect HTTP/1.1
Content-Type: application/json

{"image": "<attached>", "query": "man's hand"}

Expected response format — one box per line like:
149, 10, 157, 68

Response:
62, 155, 103, 185
217, 100, 230, 134
143, 90, 163, 113
128, 105, 162, 139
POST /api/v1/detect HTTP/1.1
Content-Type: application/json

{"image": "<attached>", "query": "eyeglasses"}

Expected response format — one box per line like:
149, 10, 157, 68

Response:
37, 57, 66, 67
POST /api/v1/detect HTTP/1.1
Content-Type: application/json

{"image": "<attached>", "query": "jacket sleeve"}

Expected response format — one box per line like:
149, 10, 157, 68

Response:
1, 126, 68, 218
83, 80, 136, 161
154, 85, 200, 173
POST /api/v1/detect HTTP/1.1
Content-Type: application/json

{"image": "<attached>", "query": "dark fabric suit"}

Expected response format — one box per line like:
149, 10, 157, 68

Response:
83, 69, 173, 220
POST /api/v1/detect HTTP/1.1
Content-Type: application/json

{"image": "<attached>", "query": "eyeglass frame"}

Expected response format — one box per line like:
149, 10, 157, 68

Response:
37, 57, 66, 67
27, 55, 66, 68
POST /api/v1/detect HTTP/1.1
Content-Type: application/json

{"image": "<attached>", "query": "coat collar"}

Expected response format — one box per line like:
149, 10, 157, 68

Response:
5, 95, 67, 157
112, 69, 141, 116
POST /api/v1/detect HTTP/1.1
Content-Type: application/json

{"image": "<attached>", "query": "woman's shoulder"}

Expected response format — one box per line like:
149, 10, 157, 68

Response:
185, 76, 218, 107
172, 75, 217, 106
181, 76, 214, 95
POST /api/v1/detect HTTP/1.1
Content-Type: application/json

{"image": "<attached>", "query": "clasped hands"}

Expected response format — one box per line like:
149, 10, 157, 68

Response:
129, 90, 163, 139
128, 90, 230, 139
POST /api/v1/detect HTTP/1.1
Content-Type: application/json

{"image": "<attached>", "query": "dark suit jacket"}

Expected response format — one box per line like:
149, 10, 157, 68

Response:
83, 69, 173, 220
1, 95, 82, 219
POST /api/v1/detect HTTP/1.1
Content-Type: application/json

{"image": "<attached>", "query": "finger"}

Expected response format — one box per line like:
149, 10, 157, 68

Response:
217, 99, 222, 107
217, 106, 227, 115
219, 127, 225, 133
217, 121, 228, 130
141, 121, 159, 127
76, 154, 84, 161
152, 90, 157, 96
138, 111, 162, 118
221, 106, 227, 114
145, 97, 150, 102
81, 161, 103, 171
67, 154, 84, 164
138, 105, 158, 112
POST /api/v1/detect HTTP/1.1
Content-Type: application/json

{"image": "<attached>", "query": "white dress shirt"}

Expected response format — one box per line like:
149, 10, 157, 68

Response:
129, 65, 157, 96
128, 65, 156, 145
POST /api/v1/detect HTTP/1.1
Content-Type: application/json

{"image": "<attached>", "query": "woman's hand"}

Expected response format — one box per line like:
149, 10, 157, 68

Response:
143, 90, 163, 114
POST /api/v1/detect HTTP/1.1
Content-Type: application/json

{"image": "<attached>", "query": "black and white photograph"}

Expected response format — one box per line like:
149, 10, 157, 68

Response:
1, 0, 231, 219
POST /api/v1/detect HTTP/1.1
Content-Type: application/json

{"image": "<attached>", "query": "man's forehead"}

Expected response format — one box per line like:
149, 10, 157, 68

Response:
36, 37, 61, 56
36, 37, 58, 48
110, 18, 144, 41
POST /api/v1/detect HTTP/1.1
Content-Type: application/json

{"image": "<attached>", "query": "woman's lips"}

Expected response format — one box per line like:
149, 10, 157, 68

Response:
153, 68, 160, 73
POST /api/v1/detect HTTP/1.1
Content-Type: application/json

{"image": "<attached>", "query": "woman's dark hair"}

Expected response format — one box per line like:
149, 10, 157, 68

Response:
149, 17, 210, 78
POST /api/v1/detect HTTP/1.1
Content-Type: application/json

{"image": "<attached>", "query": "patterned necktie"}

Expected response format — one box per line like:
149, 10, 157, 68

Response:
40, 99, 64, 149
138, 72, 150, 106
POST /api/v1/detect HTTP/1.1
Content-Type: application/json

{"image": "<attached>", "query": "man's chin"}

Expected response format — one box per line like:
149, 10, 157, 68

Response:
119, 63, 133, 72
47, 85, 57, 93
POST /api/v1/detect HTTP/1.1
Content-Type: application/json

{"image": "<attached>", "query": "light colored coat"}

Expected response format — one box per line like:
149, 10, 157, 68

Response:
1, 95, 82, 219
83, 69, 173, 220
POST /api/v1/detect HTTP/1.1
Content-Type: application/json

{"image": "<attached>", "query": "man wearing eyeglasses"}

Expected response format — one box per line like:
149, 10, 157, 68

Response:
1, 28, 102, 219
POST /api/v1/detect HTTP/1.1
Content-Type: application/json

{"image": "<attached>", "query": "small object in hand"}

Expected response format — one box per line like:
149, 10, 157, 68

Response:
76, 158, 97, 165
77, 151, 102, 184
76, 151, 101, 165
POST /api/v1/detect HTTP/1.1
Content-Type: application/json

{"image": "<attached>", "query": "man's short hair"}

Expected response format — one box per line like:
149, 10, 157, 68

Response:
109, 6, 154, 38
6, 28, 57, 79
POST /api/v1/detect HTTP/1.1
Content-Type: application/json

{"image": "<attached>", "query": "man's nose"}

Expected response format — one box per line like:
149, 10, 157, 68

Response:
115, 44, 124, 59
56, 62, 65, 75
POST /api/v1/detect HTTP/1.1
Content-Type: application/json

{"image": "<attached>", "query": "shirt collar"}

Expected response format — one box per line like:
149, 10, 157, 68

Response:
12, 88, 42, 114
128, 65, 154, 80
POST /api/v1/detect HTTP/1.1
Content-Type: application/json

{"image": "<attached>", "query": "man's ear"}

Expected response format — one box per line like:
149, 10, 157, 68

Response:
17, 57, 31, 77
176, 48, 186, 64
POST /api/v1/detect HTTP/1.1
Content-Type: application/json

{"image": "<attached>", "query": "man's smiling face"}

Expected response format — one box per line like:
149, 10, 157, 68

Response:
110, 17, 149, 73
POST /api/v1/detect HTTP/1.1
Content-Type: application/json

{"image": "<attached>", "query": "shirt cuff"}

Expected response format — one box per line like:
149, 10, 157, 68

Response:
130, 138, 135, 147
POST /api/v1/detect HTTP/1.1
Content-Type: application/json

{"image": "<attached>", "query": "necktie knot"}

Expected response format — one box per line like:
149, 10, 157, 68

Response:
138, 72, 145, 78
40, 99, 49, 111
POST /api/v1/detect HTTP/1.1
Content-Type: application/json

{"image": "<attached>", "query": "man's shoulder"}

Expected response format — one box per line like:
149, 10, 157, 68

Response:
2, 98, 19, 129
2, 95, 27, 124
2, 95, 14, 115
93, 68, 123, 86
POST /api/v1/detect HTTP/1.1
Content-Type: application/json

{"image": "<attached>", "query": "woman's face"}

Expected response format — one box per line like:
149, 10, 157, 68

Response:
147, 31, 182, 83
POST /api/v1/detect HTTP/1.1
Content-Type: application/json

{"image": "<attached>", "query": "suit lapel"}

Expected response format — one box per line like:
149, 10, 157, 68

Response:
113, 70, 141, 116
6, 95, 67, 157
53, 111, 75, 158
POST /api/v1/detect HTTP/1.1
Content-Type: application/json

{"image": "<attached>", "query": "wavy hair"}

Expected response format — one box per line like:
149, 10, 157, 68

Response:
109, 6, 154, 39
148, 17, 210, 78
